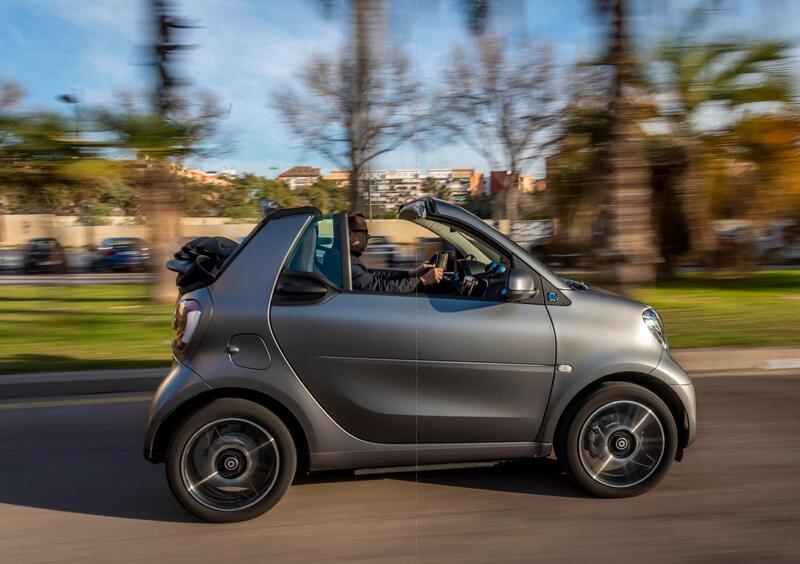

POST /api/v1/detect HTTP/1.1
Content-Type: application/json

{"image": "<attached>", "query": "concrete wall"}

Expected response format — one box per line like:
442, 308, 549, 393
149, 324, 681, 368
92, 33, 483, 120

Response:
0, 215, 521, 247
0, 215, 257, 247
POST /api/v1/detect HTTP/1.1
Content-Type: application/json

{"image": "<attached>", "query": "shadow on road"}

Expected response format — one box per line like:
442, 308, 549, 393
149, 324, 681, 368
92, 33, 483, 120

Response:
0, 401, 198, 523
295, 459, 586, 499
0, 398, 588, 524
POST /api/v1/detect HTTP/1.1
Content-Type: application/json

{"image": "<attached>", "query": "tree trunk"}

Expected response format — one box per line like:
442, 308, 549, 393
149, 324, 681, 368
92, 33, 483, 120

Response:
678, 142, 717, 265
504, 172, 520, 221
604, 0, 658, 289
142, 163, 179, 304
349, 165, 364, 213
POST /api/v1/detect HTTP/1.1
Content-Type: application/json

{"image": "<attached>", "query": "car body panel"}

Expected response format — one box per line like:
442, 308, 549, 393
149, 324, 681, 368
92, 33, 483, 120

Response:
272, 291, 555, 444
143, 360, 212, 459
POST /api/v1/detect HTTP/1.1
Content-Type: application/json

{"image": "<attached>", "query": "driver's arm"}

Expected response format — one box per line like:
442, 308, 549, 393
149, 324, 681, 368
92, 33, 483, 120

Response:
351, 258, 441, 293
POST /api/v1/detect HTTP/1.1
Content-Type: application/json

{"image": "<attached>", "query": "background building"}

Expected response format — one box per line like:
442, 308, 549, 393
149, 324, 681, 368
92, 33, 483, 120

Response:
276, 166, 321, 190
322, 170, 351, 188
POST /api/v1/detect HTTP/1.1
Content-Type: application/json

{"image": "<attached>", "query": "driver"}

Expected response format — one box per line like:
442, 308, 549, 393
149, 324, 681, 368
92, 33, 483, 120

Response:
348, 212, 443, 293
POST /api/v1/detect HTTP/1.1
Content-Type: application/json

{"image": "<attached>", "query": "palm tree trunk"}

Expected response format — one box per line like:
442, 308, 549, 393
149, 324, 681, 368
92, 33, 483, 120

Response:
143, 163, 179, 304
604, 0, 658, 288
678, 141, 717, 265
348, 0, 383, 214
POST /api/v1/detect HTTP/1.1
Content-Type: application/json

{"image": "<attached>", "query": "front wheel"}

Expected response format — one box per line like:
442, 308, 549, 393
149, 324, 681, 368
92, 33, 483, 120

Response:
559, 383, 677, 498
166, 398, 297, 522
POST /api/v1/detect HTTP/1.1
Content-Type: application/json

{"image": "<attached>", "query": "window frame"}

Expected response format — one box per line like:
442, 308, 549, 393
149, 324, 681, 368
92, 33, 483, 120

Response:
281, 212, 349, 291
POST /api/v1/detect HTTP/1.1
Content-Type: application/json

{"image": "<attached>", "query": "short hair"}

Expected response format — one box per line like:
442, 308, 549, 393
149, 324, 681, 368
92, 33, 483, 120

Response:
347, 212, 366, 230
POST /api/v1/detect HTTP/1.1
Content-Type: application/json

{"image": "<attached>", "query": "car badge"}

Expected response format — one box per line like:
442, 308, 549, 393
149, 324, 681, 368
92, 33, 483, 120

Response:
547, 292, 558, 302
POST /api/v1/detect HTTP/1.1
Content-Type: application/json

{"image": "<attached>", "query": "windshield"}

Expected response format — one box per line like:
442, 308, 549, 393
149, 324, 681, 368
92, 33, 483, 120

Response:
413, 218, 505, 265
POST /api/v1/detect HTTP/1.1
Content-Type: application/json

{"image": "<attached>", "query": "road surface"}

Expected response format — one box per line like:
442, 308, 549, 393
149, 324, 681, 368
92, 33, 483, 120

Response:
0, 374, 798, 563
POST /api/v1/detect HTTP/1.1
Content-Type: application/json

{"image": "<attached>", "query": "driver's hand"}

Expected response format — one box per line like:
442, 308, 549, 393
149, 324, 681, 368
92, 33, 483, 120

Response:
420, 267, 443, 286
409, 262, 434, 278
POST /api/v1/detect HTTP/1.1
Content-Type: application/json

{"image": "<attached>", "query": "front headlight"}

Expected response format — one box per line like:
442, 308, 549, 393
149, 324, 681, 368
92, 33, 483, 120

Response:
643, 308, 668, 349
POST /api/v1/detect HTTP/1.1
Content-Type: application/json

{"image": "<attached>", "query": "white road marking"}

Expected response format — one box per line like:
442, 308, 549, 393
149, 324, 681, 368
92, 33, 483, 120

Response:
758, 359, 800, 371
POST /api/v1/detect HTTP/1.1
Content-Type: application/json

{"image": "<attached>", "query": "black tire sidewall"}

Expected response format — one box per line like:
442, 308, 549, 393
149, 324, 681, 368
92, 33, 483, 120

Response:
166, 398, 297, 523
563, 382, 678, 498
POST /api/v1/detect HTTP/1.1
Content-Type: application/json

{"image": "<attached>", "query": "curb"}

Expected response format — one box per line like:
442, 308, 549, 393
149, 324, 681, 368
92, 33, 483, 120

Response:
0, 368, 167, 400
670, 347, 800, 375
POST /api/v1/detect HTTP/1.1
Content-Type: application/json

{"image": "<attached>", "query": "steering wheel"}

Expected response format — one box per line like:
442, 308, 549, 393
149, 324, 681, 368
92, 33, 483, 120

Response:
429, 251, 478, 296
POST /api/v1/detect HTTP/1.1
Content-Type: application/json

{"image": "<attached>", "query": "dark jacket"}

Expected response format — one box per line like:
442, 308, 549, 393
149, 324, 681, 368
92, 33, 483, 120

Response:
351, 253, 420, 293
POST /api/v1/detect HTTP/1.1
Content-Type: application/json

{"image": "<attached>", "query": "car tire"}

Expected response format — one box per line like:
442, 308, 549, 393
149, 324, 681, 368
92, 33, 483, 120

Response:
165, 398, 297, 522
559, 382, 677, 498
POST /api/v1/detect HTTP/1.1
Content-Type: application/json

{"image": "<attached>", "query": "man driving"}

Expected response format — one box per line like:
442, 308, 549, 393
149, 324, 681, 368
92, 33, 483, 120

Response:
348, 212, 443, 292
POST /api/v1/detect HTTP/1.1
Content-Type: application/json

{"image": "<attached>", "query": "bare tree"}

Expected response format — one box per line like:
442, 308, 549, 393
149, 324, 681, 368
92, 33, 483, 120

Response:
434, 37, 561, 220
273, 0, 421, 212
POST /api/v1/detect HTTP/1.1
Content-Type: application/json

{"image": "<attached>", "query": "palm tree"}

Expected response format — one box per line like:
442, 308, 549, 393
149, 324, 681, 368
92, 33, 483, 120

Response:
655, 28, 795, 263
100, 0, 219, 304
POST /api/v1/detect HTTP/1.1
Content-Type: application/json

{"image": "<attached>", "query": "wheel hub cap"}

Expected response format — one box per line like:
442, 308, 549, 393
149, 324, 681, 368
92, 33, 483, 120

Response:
216, 448, 248, 479
180, 418, 280, 512
608, 430, 636, 458
578, 400, 665, 488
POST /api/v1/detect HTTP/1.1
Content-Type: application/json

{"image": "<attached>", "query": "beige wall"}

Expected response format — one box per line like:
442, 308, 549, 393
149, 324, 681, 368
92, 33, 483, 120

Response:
0, 215, 514, 247
0, 215, 257, 247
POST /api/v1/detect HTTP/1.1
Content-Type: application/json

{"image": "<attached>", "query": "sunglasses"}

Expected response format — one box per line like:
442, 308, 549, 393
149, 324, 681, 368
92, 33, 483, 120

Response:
350, 228, 369, 234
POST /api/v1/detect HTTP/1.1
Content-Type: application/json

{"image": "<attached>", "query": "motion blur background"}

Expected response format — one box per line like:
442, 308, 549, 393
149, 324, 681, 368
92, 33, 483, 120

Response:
1, 3, 800, 562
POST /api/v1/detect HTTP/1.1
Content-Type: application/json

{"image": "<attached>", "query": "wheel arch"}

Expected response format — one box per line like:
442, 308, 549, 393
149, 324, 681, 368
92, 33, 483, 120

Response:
552, 372, 690, 461
148, 387, 311, 473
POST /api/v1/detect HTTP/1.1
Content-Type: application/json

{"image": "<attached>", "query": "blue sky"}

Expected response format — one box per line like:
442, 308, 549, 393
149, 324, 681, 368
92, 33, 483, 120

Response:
2, 0, 797, 178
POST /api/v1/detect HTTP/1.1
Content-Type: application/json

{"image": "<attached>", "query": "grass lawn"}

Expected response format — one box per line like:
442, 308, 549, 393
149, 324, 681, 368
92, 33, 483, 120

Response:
0, 284, 173, 374
629, 270, 800, 349
0, 270, 798, 374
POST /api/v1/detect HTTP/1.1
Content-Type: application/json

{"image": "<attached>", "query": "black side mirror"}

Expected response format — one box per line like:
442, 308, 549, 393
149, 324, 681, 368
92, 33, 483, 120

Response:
502, 268, 537, 301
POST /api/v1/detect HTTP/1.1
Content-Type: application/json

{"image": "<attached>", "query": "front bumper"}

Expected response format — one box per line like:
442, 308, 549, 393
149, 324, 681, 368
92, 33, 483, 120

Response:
653, 351, 697, 448
143, 360, 211, 462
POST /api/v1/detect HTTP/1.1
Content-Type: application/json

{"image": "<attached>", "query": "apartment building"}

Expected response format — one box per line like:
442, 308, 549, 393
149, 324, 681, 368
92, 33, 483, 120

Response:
276, 166, 321, 190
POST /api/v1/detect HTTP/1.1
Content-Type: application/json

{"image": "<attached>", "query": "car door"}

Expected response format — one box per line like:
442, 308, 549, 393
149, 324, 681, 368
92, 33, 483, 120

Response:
414, 291, 555, 443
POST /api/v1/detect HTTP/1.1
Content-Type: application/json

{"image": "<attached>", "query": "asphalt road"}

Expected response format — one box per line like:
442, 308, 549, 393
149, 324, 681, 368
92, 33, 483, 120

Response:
0, 374, 798, 563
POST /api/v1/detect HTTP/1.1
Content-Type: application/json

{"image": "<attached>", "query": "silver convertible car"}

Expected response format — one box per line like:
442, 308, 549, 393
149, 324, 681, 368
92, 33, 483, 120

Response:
145, 197, 696, 522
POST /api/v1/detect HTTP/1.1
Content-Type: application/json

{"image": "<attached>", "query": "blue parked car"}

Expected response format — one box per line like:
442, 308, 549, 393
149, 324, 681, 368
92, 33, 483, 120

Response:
91, 237, 151, 272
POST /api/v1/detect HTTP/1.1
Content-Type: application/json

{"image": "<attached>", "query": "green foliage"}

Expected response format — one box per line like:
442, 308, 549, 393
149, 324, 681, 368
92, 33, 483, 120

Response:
421, 177, 450, 201
460, 194, 494, 219
298, 179, 350, 214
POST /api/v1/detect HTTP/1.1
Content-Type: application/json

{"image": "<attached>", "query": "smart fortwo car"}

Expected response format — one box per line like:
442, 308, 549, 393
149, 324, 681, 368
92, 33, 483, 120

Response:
144, 197, 696, 522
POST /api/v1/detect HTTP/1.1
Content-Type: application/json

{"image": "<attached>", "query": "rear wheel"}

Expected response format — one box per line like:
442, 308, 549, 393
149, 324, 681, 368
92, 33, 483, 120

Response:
166, 398, 296, 522
559, 383, 677, 498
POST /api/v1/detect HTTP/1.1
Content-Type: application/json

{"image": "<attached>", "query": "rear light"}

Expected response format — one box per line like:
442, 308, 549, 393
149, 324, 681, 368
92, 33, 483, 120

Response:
172, 298, 202, 350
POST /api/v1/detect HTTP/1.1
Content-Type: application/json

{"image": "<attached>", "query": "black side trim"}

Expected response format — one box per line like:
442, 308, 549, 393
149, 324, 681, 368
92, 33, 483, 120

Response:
337, 212, 352, 291
274, 270, 337, 305
541, 278, 571, 306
